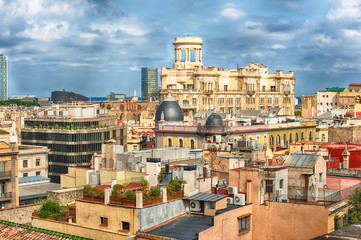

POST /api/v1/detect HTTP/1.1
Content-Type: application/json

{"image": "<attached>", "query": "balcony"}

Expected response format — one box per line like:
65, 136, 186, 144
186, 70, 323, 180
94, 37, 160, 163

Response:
284, 90, 291, 95
247, 90, 255, 95
0, 171, 11, 181
0, 192, 12, 201
203, 90, 213, 95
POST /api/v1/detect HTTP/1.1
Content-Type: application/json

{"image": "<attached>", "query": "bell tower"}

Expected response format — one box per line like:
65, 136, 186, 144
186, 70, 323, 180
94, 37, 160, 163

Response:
173, 37, 203, 69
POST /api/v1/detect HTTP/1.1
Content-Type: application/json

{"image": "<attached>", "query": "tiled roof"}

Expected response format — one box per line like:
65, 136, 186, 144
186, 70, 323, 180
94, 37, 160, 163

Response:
125, 181, 142, 189
0, 220, 92, 239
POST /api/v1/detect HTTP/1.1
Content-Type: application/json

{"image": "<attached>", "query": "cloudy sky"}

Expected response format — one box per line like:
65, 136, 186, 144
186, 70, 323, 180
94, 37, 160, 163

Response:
1, 0, 361, 98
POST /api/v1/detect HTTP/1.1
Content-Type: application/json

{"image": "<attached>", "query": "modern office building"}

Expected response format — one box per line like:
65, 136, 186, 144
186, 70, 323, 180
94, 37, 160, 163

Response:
0, 53, 8, 101
106, 92, 126, 101
51, 90, 87, 104
21, 103, 127, 183
160, 37, 296, 121
141, 67, 159, 101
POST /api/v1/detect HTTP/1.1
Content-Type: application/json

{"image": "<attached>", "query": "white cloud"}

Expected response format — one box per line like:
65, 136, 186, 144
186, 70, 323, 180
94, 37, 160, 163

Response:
21, 21, 69, 41
91, 15, 151, 37
7, 0, 89, 18
244, 21, 261, 28
220, 8, 246, 20
343, 29, 361, 37
327, 0, 361, 20
313, 34, 335, 45
271, 44, 286, 49
129, 66, 140, 71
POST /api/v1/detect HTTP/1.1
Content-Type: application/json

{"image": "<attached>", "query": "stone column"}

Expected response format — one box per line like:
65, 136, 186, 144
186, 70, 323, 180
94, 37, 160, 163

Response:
161, 187, 167, 203
174, 48, 177, 62
342, 149, 350, 169
195, 48, 198, 62
136, 191, 143, 208
200, 49, 202, 62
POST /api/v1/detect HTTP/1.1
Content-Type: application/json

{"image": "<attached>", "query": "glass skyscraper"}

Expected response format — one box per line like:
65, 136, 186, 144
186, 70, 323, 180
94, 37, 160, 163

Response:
141, 67, 159, 101
0, 54, 7, 101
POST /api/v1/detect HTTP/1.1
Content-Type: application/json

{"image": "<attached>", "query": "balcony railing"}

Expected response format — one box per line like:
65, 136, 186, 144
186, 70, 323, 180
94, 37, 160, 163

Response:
284, 90, 291, 95
247, 90, 255, 95
0, 192, 12, 200
203, 90, 213, 95
0, 171, 11, 180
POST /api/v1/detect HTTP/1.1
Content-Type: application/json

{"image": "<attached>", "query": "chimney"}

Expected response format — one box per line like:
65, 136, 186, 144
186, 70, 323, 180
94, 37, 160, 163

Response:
342, 147, 350, 169
111, 179, 117, 189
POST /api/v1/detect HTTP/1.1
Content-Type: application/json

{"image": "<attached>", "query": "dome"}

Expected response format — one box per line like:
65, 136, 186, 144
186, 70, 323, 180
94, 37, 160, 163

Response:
205, 111, 223, 127
155, 92, 184, 122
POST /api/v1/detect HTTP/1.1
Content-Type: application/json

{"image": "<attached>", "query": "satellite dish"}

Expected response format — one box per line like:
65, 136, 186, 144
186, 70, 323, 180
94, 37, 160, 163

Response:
310, 192, 316, 200
296, 190, 303, 198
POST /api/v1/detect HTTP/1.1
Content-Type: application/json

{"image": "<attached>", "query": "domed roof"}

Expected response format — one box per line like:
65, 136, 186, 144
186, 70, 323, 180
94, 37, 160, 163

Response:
155, 92, 184, 122
205, 111, 223, 127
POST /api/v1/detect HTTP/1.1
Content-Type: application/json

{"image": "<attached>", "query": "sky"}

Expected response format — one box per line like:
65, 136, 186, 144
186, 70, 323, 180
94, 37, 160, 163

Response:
1, 0, 361, 98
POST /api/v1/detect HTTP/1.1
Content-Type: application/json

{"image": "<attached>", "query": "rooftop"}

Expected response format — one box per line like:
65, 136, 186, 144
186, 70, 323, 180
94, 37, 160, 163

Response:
283, 153, 319, 168
183, 192, 226, 202
145, 214, 213, 240
326, 176, 361, 190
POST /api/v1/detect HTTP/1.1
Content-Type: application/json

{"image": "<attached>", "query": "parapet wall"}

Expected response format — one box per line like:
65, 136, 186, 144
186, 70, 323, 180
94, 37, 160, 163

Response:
47, 187, 83, 205
0, 203, 41, 224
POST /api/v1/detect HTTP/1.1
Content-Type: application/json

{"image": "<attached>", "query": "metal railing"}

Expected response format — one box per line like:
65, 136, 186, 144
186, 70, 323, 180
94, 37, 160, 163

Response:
0, 171, 11, 179
0, 192, 11, 200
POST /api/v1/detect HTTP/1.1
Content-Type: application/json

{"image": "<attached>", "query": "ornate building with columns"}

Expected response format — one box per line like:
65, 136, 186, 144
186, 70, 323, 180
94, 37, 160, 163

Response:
160, 37, 296, 121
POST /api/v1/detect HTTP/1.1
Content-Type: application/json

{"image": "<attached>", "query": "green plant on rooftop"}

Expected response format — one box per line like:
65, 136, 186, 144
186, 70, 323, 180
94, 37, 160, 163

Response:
113, 184, 125, 191
38, 200, 66, 220
124, 190, 136, 199
141, 179, 149, 188
347, 186, 361, 225
149, 187, 160, 197
158, 169, 165, 182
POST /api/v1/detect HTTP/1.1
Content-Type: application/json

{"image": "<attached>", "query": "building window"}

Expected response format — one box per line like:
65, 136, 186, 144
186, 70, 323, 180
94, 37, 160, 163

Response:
295, 133, 299, 142
168, 138, 172, 147
266, 180, 273, 193
179, 139, 183, 148
270, 86, 276, 92
190, 139, 195, 149
36, 171, 41, 176
319, 173, 322, 183
23, 160, 28, 168
120, 221, 130, 231
270, 136, 274, 146
321, 134, 325, 142
224, 85, 228, 91
133, 145, 137, 150
262, 86, 266, 92
192, 98, 197, 105
36, 158, 40, 166
309, 131, 312, 141
238, 215, 250, 233
100, 216, 108, 226
279, 179, 283, 189
23, 173, 28, 177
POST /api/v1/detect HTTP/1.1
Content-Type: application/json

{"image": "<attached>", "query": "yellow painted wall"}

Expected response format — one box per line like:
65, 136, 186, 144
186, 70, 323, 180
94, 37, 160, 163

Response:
76, 201, 140, 235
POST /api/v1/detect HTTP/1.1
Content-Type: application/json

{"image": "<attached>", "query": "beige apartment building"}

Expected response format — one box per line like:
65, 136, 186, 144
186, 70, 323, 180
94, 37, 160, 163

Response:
18, 145, 49, 178
160, 37, 296, 121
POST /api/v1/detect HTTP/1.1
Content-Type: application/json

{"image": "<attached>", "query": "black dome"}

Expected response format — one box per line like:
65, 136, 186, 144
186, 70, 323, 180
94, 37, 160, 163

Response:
155, 93, 184, 122
205, 112, 223, 127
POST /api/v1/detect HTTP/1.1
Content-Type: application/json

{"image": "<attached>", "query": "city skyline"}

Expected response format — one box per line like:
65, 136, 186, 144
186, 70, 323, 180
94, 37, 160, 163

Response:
1, 0, 360, 97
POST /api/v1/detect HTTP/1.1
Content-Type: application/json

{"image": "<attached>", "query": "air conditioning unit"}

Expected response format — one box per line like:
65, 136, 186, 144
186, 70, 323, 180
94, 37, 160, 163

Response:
189, 200, 201, 212
228, 186, 238, 195
234, 194, 246, 206
227, 197, 234, 205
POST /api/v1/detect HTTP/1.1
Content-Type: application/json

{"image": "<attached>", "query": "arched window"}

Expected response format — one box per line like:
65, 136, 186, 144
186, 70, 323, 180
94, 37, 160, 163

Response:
289, 134, 293, 144
295, 133, 299, 143
301, 132, 304, 141
309, 131, 312, 141
277, 135, 280, 146
168, 138, 172, 147
321, 134, 325, 142
283, 134, 287, 145
270, 136, 274, 146
191, 139, 195, 149
179, 139, 183, 148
